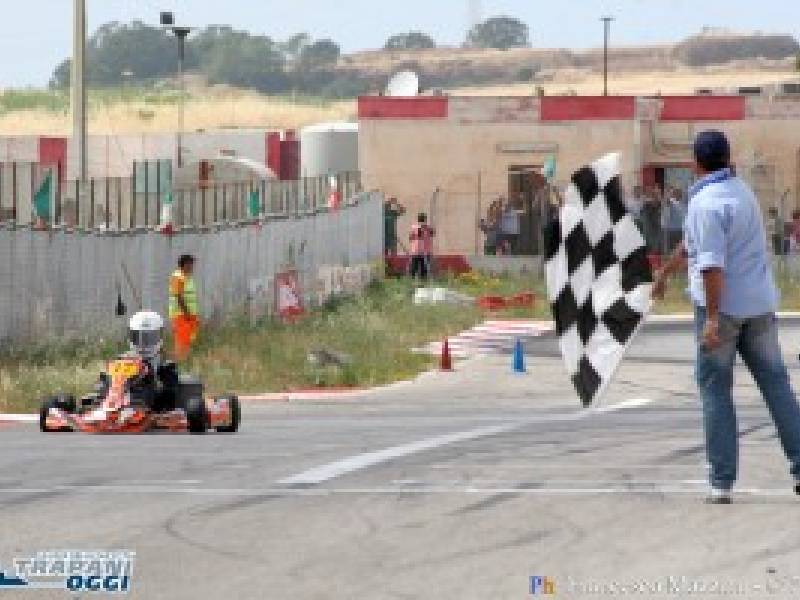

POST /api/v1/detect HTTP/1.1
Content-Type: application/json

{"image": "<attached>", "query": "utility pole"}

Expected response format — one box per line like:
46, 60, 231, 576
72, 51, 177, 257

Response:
161, 12, 191, 168
174, 27, 190, 168
72, 0, 87, 181
601, 16, 614, 97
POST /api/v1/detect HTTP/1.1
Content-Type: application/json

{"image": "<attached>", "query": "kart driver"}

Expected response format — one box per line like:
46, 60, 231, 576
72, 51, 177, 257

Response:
94, 311, 179, 412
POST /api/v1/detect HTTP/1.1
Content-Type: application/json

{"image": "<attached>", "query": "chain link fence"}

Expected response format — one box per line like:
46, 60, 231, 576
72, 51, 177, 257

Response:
0, 160, 361, 231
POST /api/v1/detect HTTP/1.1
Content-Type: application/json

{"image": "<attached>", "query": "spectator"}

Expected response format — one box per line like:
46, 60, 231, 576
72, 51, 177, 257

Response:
640, 187, 663, 254
766, 207, 784, 256
499, 199, 521, 255
626, 185, 645, 218
791, 211, 800, 252
661, 187, 687, 252
409, 213, 435, 280
480, 204, 500, 256
383, 197, 406, 256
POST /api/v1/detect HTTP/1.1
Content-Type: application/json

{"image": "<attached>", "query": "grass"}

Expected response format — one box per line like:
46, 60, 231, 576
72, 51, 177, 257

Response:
5, 268, 800, 414
0, 275, 515, 414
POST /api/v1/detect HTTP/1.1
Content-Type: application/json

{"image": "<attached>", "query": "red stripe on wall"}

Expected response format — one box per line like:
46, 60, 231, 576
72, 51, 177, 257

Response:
280, 140, 299, 180
38, 137, 68, 181
659, 96, 745, 121
540, 96, 636, 121
267, 132, 281, 177
358, 97, 449, 119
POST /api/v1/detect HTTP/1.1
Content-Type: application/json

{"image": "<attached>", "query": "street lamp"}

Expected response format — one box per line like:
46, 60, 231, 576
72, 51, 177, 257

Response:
601, 16, 614, 97
161, 12, 193, 168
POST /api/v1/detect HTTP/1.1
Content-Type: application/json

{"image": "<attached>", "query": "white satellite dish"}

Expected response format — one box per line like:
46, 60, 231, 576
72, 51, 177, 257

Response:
386, 70, 420, 97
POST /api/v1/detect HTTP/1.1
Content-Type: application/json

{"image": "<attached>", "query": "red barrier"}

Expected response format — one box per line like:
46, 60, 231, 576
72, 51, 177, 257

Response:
385, 255, 471, 276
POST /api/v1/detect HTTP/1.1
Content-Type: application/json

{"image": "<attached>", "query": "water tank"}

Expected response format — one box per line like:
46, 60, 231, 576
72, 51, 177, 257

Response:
300, 122, 359, 178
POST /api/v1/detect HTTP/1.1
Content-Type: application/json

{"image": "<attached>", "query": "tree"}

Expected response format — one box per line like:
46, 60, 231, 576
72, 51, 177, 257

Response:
199, 30, 289, 93
86, 21, 179, 84
48, 21, 357, 98
298, 39, 341, 71
384, 31, 436, 51
50, 59, 71, 89
465, 16, 530, 50
280, 33, 311, 65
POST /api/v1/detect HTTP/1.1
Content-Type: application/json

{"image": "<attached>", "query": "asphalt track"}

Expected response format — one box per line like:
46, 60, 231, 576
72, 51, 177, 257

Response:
2, 322, 800, 599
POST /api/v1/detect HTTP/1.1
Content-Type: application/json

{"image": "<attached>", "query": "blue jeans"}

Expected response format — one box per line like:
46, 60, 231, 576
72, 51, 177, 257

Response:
695, 307, 800, 490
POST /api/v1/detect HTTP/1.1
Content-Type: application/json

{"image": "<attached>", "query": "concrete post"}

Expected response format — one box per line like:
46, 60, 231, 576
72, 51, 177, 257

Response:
72, 0, 87, 182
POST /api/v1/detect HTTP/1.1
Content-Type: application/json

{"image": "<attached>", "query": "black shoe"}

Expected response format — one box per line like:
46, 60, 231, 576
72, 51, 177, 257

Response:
795, 482, 800, 496
705, 488, 732, 505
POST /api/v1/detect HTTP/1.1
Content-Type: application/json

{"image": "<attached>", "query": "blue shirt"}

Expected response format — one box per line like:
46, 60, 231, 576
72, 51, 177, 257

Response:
684, 169, 778, 317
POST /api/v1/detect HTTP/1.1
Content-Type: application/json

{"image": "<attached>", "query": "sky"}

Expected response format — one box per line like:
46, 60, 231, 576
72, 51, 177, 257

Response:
0, 0, 798, 87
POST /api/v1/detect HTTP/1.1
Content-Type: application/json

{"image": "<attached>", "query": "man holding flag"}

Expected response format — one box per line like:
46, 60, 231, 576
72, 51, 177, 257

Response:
654, 130, 800, 504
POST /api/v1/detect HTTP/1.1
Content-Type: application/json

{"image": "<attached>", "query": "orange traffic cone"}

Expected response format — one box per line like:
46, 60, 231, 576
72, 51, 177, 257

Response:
440, 338, 453, 371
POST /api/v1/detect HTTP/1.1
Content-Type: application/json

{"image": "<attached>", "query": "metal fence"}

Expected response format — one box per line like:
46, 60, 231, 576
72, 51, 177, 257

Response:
0, 160, 362, 230
0, 190, 383, 346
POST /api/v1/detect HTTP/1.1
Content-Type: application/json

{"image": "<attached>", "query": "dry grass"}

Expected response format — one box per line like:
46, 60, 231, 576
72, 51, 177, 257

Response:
0, 88, 355, 135
0, 61, 796, 135
449, 66, 800, 97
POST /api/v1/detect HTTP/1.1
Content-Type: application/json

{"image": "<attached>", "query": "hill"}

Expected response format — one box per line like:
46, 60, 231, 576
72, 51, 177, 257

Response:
338, 31, 799, 90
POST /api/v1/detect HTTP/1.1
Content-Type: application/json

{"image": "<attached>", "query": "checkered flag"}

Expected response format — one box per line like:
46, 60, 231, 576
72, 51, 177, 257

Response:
544, 153, 653, 406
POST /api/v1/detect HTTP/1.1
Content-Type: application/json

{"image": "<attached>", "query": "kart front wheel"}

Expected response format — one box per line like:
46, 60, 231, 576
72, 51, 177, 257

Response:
186, 397, 208, 434
39, 395, 76, 433
215, 396, 241, 434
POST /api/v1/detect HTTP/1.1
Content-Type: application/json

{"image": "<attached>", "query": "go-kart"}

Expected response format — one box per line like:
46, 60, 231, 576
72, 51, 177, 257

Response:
40, 355, 240, 434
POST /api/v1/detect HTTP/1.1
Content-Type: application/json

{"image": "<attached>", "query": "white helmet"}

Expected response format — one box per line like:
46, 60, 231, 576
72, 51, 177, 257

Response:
128, 311, 164, 358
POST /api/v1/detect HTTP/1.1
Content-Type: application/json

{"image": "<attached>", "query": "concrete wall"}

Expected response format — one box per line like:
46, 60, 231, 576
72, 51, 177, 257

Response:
65, 131, 270, 178
0, 192, 383, 345
360, 116, 637, 254
359, 94, 800, 253
0, 131, 272, 179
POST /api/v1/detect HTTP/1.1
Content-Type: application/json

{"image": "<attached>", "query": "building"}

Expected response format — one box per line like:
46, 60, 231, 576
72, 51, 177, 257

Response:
358, 94, 800, 254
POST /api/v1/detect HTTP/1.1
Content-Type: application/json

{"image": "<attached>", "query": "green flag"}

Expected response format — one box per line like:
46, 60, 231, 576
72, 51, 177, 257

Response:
33, 171, 52, 220
248, 190, 261, 218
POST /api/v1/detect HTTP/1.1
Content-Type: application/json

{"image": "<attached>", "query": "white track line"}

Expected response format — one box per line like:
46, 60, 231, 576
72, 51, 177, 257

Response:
276, 398, 653, 486
0, 414, 38, 423
0, 484, 794, 497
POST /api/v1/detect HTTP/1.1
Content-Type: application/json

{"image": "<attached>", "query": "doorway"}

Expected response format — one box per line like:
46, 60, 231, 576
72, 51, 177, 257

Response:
506, 165, 549, 255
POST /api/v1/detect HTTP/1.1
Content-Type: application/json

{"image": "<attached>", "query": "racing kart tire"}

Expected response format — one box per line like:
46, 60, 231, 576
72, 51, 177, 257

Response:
39, 395, 76, 433
215, 395, 241, 433
186, 397, 209, 434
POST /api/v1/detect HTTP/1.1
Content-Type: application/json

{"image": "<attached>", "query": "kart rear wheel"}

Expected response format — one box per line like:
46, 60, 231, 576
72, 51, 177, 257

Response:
39, 395, 76, 433
186, 397, 208, 434
215, 396, 241, 433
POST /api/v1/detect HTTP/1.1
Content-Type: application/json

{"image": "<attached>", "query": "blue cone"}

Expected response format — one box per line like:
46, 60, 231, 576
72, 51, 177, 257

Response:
513, 338, 526, 374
